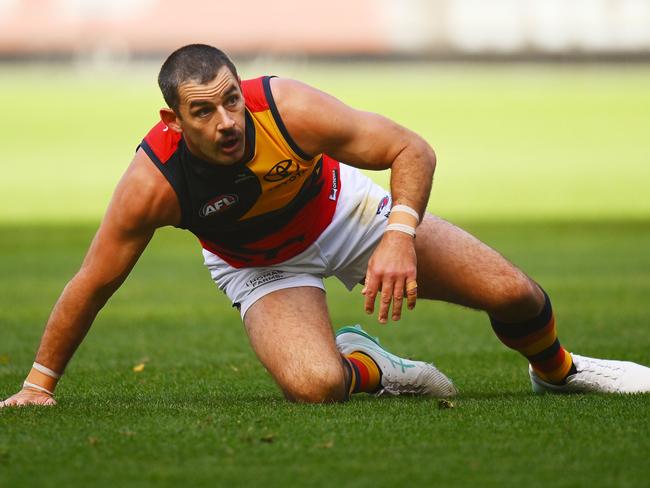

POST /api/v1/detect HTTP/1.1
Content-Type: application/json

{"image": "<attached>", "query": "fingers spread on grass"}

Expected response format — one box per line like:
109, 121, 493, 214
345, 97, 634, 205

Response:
0, 390, 57, 408
43, 397, 57, 406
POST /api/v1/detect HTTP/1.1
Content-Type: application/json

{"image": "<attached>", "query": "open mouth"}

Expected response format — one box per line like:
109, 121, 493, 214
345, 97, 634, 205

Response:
220, 135, 240, 154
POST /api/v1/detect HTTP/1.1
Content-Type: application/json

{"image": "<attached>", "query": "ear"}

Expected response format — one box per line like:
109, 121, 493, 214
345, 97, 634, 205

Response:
159, 108, 182, 133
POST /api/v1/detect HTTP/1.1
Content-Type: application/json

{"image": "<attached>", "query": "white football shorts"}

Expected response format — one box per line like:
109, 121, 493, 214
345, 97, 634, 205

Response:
202, 163, 392, 319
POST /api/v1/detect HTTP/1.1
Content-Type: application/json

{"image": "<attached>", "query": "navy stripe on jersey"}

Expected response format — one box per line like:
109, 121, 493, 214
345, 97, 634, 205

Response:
263, 76, 313, 161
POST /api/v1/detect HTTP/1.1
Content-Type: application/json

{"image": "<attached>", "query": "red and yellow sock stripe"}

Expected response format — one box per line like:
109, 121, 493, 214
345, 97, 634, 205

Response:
490, 290, 575, 385
345, 352, 381, 395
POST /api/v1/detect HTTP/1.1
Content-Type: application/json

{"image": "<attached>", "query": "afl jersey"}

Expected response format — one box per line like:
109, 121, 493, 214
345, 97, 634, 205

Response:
139, 76, 341, 268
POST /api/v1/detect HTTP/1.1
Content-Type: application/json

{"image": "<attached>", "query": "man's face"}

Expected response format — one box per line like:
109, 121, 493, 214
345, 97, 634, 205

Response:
174, 65, 246, 165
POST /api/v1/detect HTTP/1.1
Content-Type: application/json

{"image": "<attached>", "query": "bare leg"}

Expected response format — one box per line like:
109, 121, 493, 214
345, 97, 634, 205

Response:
243, 286, 349, 403
415, 215, 544, 322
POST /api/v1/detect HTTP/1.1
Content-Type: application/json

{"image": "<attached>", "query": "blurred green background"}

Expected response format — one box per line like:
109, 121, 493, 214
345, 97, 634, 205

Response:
2, 61, 649, 224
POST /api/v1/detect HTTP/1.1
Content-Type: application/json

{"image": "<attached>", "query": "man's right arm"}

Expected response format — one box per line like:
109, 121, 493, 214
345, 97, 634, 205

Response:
0, 149, 180, 407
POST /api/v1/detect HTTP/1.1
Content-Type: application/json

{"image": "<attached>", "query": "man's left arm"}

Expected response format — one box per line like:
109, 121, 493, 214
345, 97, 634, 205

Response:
270, 78, 436, 323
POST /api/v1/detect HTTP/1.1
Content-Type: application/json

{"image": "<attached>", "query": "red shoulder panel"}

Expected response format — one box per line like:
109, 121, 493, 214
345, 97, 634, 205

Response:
143, 121, 182, 164
242, 77, 269, 112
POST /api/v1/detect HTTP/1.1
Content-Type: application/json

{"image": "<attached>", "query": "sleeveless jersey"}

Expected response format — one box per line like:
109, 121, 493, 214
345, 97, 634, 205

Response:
139, 76, 341, 268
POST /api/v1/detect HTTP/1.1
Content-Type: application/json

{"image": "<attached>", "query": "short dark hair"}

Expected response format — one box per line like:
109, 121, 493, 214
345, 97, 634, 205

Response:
158, 44, 239, 113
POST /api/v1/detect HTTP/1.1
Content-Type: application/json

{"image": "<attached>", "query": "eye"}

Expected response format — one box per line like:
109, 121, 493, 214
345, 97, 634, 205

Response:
226, 94, 240, 107
195, 107, 212, 118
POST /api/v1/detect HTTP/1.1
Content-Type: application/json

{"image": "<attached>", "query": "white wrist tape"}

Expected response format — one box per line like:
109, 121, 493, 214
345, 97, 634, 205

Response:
33, 362, 62, 379
23, 381, 55, 397
391, 204, 420, 223
385, 223, 416, 237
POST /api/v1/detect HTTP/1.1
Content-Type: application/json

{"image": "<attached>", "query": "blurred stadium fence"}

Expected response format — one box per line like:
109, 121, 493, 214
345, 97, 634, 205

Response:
1, 0, 649, 59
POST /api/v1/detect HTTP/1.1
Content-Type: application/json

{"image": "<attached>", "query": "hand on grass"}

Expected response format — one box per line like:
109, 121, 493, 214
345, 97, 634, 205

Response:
0, 387, 56, 408
362, 231, 417, 323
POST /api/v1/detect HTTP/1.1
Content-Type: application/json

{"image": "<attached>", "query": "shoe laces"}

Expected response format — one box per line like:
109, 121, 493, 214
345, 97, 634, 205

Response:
379, 362, 453, 396
574, 355, 625, 380
377, 382, 425, 396
569, 355, 626, 391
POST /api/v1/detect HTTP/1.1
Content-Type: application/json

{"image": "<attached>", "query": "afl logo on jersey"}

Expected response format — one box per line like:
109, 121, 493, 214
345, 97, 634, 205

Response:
200, 194, 239, 217
264, 159, 297, 182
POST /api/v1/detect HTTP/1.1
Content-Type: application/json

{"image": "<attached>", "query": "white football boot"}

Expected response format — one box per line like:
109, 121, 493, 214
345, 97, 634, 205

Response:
530, 353, 650, 394
335, 325, 457, 398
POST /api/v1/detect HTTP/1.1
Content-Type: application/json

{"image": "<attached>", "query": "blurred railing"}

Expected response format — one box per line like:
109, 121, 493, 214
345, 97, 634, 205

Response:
1, 0, 649, 58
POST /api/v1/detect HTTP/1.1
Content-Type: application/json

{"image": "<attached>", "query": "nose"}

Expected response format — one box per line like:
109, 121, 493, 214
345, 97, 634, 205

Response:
217, 105, 235, 131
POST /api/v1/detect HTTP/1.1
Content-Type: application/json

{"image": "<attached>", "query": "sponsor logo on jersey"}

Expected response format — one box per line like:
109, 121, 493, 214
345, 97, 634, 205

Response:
200, 194, 239, 217
264, 159, 297, 182
245, 270, 287, 288
329, 169, 339, 201
269, 168, 306, 192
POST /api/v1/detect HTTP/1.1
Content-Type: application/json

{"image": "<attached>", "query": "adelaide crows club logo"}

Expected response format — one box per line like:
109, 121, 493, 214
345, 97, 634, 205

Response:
264, 159, 297, 182
376, 195, 391, 216
200, 194, 238, 217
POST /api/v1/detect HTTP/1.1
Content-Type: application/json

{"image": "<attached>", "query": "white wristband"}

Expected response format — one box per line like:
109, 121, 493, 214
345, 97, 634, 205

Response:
23, 381, 55, 397
385, 223, 416, 237
33, 362, 62, 379
391, 204, 420, 223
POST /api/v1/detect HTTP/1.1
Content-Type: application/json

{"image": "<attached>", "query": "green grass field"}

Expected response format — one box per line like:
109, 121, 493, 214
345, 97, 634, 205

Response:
1, 62, 649, 487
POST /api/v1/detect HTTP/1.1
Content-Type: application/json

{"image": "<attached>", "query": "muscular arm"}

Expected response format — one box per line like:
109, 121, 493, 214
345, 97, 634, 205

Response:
271, 78, 436, 323
270, 78, 436, 218
1, 149, 180, 407
36, 216, 154, 374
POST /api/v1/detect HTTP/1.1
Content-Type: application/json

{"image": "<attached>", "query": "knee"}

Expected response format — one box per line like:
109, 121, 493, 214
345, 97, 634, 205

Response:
281, 364, 347, 404
490, 274, 544, 322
